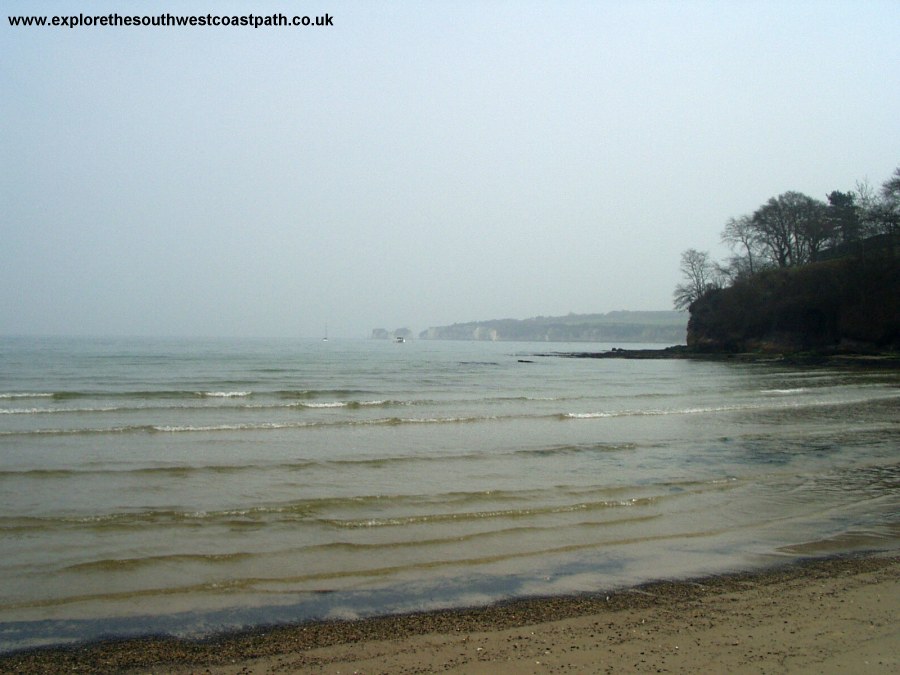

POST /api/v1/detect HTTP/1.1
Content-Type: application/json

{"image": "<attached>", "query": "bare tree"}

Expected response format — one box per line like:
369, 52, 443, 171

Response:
750, 191, 830, 267
673, 249, 717, 310
855, 169, 900, 238
721, 215, 761, 276
878, 166, 900, 236
855, 178, 878, 208
855, 178, 881, 237
882, 166, 900, 200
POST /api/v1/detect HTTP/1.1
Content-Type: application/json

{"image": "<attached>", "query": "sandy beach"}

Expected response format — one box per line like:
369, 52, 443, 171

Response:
1, 553, 896, 674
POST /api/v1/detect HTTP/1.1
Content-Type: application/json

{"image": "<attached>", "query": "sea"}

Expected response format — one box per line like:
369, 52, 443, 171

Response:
1, 335, 898, 652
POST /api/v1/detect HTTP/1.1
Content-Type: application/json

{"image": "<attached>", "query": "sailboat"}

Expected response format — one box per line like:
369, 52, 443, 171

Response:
322, 323, 329, 342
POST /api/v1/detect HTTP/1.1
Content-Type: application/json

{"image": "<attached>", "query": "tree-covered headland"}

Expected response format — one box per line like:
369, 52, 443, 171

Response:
677, 167, 899, 353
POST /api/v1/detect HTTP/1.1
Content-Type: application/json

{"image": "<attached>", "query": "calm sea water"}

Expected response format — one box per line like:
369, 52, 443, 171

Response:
1, 336, 898, 651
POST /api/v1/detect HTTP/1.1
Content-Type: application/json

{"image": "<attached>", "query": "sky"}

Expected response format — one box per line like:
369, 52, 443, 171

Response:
2, 1, 898, 339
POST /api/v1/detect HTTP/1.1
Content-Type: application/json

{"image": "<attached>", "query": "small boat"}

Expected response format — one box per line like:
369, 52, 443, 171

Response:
395, 336, 406, 343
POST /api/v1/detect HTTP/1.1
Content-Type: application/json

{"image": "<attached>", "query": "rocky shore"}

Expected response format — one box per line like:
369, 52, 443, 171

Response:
536, 345, 900, 368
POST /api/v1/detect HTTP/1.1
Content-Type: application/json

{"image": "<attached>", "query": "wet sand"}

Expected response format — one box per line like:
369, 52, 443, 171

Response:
2, 553, 897, 674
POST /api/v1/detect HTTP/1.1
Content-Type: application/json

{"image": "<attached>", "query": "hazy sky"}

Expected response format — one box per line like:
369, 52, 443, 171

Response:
2, 1, 898, 338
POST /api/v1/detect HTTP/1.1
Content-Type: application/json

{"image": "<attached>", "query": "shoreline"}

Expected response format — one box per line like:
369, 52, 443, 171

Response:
2, 552, 897, 674
536, 345, 900, 368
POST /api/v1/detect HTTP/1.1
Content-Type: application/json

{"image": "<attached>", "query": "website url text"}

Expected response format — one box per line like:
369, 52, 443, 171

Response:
8, 13, 334, 29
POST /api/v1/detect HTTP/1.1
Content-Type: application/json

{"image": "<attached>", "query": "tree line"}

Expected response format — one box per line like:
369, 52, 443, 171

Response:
674, 166, 900, 310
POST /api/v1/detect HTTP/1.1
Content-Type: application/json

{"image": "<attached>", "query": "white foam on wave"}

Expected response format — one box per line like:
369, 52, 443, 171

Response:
197, 391, 252, 398
562, 391, 900, 421
563, 405, 746, 419
302, 400, 397, 408
0, 393, 53, 399
152, 422, 298, 432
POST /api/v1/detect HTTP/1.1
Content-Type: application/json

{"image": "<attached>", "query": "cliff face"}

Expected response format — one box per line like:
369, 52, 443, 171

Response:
687, 253, 900, 352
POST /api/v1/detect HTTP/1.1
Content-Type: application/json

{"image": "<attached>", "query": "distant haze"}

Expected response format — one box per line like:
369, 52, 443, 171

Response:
2, 1, 898, 338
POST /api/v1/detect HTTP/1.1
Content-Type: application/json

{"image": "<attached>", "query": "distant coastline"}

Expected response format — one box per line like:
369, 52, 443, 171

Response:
419, 310, 687, 344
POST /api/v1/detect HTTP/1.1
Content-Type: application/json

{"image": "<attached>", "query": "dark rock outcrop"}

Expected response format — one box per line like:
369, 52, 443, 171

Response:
687, 252, 899, 353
